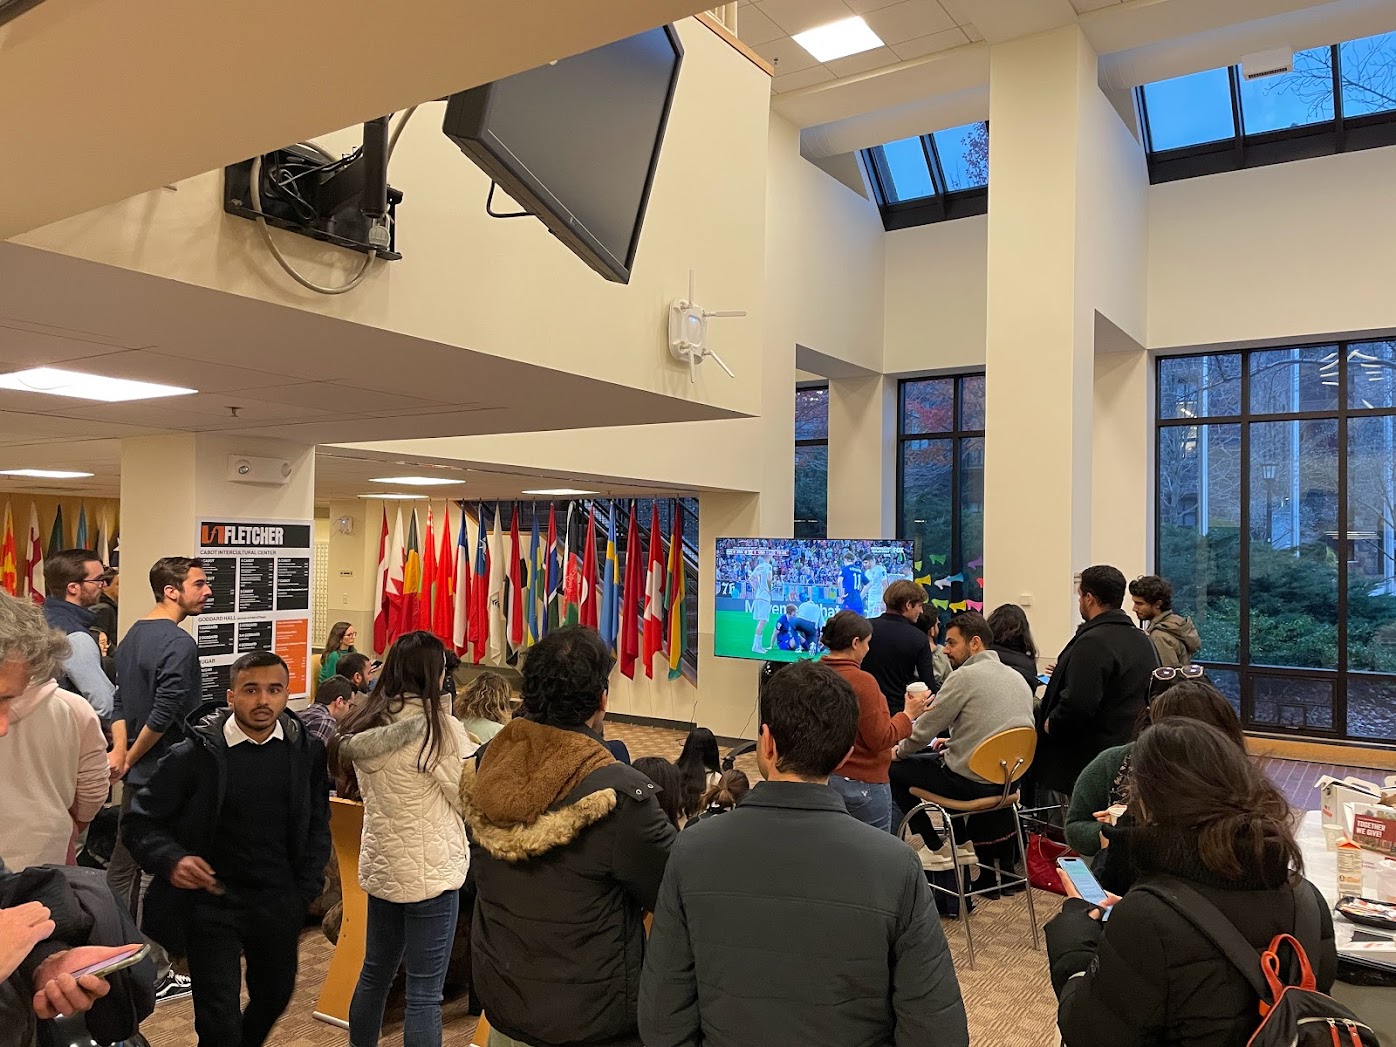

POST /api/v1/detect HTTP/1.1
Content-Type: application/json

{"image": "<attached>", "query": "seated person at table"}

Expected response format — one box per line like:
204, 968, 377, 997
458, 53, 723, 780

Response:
890, 613, 1033, 848
1046, 718, 1335, 1047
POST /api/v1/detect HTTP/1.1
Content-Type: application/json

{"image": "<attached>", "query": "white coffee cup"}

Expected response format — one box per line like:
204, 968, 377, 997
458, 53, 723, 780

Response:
906, 682, 930, 697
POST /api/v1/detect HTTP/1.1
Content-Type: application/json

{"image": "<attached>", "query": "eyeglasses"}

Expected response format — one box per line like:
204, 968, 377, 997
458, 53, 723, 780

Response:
78, 577, 108, 588
1151, 665, 1206, 682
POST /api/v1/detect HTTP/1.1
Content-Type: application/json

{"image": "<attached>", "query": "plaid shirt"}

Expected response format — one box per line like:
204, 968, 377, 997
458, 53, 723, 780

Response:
298, 702, 336, 747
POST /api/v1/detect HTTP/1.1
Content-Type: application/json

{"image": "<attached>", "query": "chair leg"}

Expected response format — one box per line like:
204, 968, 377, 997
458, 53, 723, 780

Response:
942, 807, 975, 970
1012, 803, 1039, 950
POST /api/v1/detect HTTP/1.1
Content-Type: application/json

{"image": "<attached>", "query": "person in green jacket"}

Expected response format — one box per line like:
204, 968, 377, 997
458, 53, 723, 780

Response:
1065, 678, 1247, 891
318, 621, 357, 683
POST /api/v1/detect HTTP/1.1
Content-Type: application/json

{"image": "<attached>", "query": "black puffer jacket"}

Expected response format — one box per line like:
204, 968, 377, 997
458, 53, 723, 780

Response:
1035, 610, 1158, 794
1046, 827, 1336, 1047
992, 643, 1040, 694
461, 719, 676, 1047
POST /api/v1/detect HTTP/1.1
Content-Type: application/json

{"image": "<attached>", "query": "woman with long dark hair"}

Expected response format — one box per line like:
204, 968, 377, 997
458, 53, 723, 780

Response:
634, 756, 686, 829
985, 604, 1039, 692
318, 620, 357, 682
675, 726, 721, 820
332, 631, 473, 1047
1047, 719, 1336, 1047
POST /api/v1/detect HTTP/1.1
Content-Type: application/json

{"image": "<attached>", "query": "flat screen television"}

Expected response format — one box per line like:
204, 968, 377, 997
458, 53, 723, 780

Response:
442, 25, 683, 284
714, 538, 916, 663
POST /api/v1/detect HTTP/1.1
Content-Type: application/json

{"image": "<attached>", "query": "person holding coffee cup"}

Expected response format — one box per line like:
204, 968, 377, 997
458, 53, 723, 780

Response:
821, 611, 931, 831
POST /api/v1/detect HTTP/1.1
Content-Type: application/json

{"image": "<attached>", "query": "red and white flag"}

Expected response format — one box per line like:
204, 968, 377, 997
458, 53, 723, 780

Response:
24, 503, 42, 604
641, 502, 666, 678
372, 507, 391, 651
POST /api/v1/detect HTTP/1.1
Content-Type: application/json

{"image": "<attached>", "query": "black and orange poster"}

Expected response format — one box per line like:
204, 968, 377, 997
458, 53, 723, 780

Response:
196, 516, 313, 701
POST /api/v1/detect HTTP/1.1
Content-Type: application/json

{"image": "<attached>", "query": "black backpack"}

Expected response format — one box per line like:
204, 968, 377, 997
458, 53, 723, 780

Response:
1137, 879, 1379, 1046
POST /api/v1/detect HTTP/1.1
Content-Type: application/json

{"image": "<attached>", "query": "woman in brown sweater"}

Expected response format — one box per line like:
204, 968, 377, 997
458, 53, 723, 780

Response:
821, 611, 931, 831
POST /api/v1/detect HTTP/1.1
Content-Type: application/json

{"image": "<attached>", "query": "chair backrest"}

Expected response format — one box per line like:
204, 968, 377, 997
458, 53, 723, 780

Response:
965, 727, 1037, 787
328, 796, 365, 895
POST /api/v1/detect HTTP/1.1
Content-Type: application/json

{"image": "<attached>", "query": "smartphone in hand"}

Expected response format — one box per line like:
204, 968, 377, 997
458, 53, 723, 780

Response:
69, 944, 150, 980
1058, 857, 1112, 919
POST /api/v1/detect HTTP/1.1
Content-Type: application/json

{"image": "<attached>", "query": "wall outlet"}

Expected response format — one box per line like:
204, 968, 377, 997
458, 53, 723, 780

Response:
1019, 592, 1033, 606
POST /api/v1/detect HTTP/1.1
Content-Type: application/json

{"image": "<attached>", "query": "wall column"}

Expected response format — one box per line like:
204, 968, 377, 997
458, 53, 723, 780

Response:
826, 375, 896, 539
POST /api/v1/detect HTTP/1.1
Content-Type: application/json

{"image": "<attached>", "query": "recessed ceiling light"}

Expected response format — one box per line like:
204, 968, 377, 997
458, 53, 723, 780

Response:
368, 476, 463, 487
359, 493, 429, 500
792, 16, 883, 62
521, 488, 600, 497
0, 468, 96, 479
0, 366, 196, 403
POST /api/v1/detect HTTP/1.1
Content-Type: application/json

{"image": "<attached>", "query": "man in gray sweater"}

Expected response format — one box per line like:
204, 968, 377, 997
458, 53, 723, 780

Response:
889, 612, 1034, 844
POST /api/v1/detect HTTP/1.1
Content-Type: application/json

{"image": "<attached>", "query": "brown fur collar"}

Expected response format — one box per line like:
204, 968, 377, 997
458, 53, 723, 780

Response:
470, 718, 614, 825
461, 759, 617, 862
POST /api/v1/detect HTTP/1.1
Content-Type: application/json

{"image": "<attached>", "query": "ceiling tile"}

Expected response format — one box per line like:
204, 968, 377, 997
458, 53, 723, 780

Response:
734, 6, 786, 46
772, 65, 836, 93
963, 23, 983, 42
824, 45, 901, 78
1070, 0, 1120, 10
890, 26, 969, 60
861, 0, 955, 45
256, 382, 447, 413
754, 0, 854, 36
752, 35, 821, 75
844, 0, 905, 12
64, 349, 301, 394
0, 326, 129, 371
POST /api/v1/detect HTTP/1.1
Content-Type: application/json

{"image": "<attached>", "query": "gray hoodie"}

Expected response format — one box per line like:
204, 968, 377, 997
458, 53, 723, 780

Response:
1146, 612, 1201, 668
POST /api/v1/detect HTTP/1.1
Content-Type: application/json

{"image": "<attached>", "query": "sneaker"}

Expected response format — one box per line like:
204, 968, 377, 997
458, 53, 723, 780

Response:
909, 834, 955, 873
155, 973, 193, 1005
955, 841, 980, 881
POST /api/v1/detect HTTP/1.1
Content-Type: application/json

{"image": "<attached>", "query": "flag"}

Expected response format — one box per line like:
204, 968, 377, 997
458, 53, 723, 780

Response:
487, 511, 505, 664
24, 503, 42, 604
419, 504, 438, 632
372, 507, 392, 651
619, 501, 642, 679
96, 510, 110, 566
108, 528, 119, 568
469, 505, 490, 662
384, 508, 406, 648
434, 503, 455, 644
641, 502, 665, 679
561, 502, 582, 626
46, 506, 64, 558
527, 506, 542, 646
506, 505, 525, 658
599, 507, 620, 655
580, 505, 598, 629
545, 505, 561, 633
665, 503, 686, 680
0, 503, 17, 596
452, 509, 472, 655
401, 508, 423, 633
75, 505, 88, 549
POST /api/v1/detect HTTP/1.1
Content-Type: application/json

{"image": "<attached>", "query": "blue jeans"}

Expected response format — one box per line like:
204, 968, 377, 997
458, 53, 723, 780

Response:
349, 890, 460, 1047
830, 775, 893, 832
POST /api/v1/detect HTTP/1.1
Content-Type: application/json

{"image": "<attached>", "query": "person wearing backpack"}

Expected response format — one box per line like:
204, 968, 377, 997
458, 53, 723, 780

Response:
1045, 718, 1353, 1047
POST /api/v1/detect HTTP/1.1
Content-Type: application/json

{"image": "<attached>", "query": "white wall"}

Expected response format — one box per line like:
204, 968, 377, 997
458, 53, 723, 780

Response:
883, 215, 988, 374
14, 19, 770, 421
1149, 146, 1396, 351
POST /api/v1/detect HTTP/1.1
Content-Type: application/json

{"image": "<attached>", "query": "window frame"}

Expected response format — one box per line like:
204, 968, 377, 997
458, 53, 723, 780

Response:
1155, 343, 1396, 743
861, 124, 990, 232
895, 373, 987, 606
794, 383, 830, 540
1138, 42, 1396, 184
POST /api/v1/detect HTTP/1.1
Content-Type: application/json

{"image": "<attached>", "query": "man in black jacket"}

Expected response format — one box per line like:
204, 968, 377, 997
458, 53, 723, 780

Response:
123, 651, 331, 1047
860, 579, 940, 715
1035, 565, 1158, 797
639, 660, 968, 1047
460, 627, 675, 1047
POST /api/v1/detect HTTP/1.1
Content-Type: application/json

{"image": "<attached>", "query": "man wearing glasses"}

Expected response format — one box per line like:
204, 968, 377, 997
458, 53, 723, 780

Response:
42, 550, 116, 723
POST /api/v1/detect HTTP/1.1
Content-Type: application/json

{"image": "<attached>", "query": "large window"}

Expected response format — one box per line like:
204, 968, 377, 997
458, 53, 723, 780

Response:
897, 374, 985, 615
1156, 345, 1396, 741
861, 121, 990, 231
1139, 30, 1396, 183
795, 385, 828, 539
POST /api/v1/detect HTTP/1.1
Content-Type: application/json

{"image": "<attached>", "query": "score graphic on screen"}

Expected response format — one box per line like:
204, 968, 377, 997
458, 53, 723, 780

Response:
714, 538, 915, 663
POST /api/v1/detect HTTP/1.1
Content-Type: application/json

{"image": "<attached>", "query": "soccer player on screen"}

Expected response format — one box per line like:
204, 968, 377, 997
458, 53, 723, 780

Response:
772, 605, 800, 652
840, 550, 865, 613
748, 554, 774, 654
862, 558, 889, 617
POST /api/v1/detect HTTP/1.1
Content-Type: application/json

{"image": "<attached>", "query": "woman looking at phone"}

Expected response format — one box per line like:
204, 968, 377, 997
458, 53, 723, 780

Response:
1045, 718, 1335, 1047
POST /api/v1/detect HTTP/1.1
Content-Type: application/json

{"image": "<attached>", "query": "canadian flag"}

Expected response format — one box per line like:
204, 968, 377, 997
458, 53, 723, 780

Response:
641, 501, 666, 679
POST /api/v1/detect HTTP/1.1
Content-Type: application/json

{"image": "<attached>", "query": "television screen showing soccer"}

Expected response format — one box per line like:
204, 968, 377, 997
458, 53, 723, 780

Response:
714, 537, 916, 662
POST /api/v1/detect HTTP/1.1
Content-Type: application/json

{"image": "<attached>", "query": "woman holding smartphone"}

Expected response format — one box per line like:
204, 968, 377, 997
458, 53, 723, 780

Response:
1045, 718, 1336, 1047
332, 631, 474, 1047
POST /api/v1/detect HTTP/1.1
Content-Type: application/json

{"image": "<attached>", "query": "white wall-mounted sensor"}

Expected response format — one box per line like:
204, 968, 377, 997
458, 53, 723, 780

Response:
668, 270, 745, 384
1241, 47, 1293, 81
227, 455, 292, 485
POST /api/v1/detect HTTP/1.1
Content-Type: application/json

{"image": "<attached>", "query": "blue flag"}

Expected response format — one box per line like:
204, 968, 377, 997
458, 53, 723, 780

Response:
600, 505, 620, 654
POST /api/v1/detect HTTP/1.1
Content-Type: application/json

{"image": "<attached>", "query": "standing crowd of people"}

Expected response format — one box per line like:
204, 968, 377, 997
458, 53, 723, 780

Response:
0, 544, 1364, 1047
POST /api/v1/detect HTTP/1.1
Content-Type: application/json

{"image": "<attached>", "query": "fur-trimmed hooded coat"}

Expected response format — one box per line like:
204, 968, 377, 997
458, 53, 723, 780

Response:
461, 718, 677, 1047
337, 695, 474, 903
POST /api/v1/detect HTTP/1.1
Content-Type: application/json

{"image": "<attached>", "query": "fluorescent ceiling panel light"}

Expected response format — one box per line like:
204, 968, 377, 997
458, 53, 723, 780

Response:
522, 488, 600, 497
792, 16, 883, 62
368, 476, 462, 487
0, 366, 196, 402
0, 468, 95, 479
359, 493, 429, 499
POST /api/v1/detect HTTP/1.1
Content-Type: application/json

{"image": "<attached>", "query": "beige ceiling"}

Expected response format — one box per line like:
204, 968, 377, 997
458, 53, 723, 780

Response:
0, 243, 736, 452
0, 0, 713, 237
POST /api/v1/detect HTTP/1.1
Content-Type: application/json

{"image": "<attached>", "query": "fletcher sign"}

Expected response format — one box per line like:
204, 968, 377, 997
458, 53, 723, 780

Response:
199, 522, 311, 549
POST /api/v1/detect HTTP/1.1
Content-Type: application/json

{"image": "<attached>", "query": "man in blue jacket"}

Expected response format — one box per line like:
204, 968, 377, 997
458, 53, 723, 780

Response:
639, 660, 968, 1047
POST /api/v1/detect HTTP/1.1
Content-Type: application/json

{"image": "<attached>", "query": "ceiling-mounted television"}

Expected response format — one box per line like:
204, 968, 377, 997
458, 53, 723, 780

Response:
442, 25, 683, 284
715, 538, 916, 663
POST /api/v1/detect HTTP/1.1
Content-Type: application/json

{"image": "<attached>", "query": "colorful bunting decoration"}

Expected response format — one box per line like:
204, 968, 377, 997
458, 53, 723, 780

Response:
967, 557, 983, 570
950, 600, 967, 612
966, 600, 984, 612
933, 572, 964, 590
928, 553, 947, 566
931, 599, 950, 610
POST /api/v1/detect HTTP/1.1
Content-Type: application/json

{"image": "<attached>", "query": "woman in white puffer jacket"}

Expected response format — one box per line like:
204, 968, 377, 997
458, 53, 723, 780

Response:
332, 630, 475, 1047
